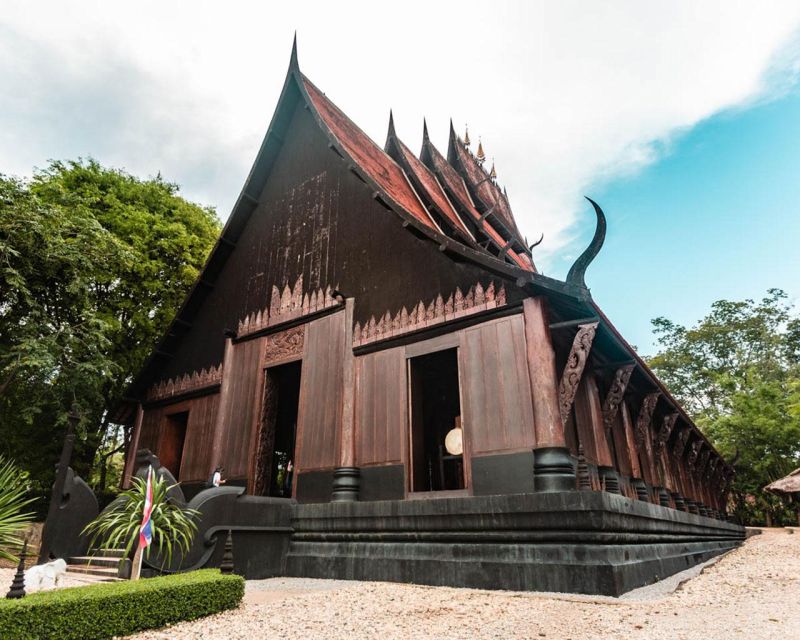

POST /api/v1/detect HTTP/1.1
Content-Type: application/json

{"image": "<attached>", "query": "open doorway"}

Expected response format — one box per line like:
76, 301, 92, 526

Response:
160, 411, 188, 480
408, 348, 464, 492
253, 361, 302, 497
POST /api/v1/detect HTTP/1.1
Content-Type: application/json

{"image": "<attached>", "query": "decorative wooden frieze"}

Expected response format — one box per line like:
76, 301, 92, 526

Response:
686, 438, 703, 469
634, 393, 660, 447
601, 364, 635, 432
558, 322, 599, 426
146, 364, 223, 402
352, 281, 507, 347
263, 325, 305, 365
237, 275, 340, 338
672, 426, 691, 458
653, 412, 678, 454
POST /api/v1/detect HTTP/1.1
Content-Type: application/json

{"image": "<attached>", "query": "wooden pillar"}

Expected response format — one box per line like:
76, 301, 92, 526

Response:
332, 298, 359, 501
602, 365, 635, 496
122, 402, 144, 489
652, 412, 678, 508
522, 297, 575, 491
633, 394, 658, 497
621, 402, 649, 500
210, 337, 234, 472
575, 374, 620, 493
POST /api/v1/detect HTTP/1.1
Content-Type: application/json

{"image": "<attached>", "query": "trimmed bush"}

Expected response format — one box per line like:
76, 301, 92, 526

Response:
0, 569, 244, 640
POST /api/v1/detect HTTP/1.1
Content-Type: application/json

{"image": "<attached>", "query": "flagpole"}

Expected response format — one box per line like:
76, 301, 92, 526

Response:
132, 465, 154, 580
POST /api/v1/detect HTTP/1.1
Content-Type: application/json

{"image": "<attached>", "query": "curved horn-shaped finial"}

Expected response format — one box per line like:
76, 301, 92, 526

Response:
566, 197, 606, 289
528, 233, 544, 252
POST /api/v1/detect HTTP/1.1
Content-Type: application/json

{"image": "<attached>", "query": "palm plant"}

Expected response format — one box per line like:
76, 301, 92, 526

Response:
0, 456, 36, 563
83, 472, 198, 568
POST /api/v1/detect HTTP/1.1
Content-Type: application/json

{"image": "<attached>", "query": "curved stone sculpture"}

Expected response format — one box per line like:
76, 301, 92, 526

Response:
39, 467, 99, 560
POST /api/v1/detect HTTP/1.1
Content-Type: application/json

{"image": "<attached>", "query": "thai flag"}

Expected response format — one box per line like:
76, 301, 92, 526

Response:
138, 466, 154, 550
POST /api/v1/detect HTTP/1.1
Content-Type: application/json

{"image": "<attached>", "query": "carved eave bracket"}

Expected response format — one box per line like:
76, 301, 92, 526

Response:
558, 321, 599, 426
672, 425, 691, 458
653, 412, 679, 455
687, 438, 703, 470
634, 392, 660, 448
601, 364, 635, 432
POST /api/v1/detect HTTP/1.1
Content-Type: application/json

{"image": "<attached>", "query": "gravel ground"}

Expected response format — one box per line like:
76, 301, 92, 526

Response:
127, 529, 798, 639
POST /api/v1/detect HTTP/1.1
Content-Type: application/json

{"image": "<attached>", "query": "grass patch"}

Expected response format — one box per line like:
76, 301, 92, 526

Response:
0, 569, 244, 640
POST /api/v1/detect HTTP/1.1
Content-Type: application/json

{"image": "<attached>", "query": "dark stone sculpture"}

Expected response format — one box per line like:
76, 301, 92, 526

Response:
38, 467, 98, 561
220, 530, 235, 574
6, 540, 27, 599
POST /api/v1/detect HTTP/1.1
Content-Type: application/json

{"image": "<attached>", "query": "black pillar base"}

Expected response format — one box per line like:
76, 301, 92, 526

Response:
533, 447, 576, 492
331, 467, 360, 502
656, 487, 671, 508
631, 478, 649, 502
598, 466, 621, 495
670, 492, 687, 512
686, 500, 700, 515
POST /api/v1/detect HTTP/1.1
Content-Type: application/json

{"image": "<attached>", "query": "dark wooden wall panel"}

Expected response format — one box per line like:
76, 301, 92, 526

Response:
138, 392, 220, 482
354, 347, 406, 466
295, 311, 344, 471
459, 315, 535, 455
179, 393, 220, 482
218, 337, 265, 479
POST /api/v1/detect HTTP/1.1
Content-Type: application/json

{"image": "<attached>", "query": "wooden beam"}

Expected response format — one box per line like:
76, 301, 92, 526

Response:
558, 321, 599, 426
549, 316, 600, 331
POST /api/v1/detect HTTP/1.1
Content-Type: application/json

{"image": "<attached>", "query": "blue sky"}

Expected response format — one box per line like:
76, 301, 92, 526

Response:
556, 86, 800, 353
2, 2, 800, 356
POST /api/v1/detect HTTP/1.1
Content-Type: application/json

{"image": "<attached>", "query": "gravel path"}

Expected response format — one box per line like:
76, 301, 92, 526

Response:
129, 529, 799, 639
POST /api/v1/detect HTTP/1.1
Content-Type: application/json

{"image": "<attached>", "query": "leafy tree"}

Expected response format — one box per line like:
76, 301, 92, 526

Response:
0, 456, 37, 563
648, 289, 800, 525
83, 473, 198, 568
0, 160, 220, 495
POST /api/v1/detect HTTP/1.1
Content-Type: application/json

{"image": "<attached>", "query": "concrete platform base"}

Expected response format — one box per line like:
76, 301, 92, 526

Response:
284, 491, 743, 596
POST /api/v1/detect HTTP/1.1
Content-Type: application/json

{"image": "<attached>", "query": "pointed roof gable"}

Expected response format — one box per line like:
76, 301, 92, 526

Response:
301, 77, 440, 232
421, 127, 534, 272
384, 117, 473, 241
447, 122, 526, 244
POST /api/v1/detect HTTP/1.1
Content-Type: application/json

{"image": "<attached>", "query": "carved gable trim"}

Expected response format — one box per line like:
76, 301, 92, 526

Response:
238, 275, 340, 338
353, 281, 507, 347
146, 364, 223, 402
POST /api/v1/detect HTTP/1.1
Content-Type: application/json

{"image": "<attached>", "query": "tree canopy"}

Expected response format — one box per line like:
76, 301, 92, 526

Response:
648, 289, 800, 525
0, 159, 220, 495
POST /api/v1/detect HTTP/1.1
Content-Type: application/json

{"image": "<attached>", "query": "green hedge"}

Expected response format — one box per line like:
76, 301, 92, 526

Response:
0, 569, 244, 640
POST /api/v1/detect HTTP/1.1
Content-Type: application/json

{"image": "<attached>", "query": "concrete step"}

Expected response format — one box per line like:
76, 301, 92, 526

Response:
66, 564, 121, 579
89, 548, 126, 559
67, 556, 120, 568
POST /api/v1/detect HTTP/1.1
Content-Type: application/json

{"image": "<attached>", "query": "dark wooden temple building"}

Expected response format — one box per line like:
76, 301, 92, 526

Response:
115, 40, 743, 595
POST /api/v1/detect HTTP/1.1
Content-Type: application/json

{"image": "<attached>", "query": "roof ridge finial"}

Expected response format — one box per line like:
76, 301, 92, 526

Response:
422, 118, 430, 143
489, 158, 497, 181
464, 125, 471, 148
476, 138, 486, 165
387, 109, 396, 139
289, 32, 299, 71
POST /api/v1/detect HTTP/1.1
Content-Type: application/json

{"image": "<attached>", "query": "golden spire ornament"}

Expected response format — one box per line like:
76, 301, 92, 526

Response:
489, 159, 497, 181
463, 125, 471, 148
476, 138, 485, 165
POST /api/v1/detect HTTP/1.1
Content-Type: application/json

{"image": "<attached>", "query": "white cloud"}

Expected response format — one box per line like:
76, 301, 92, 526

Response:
1, 1, 799, 272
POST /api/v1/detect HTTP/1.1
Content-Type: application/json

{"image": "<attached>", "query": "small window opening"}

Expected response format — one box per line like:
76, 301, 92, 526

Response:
409, 348, 464, 492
